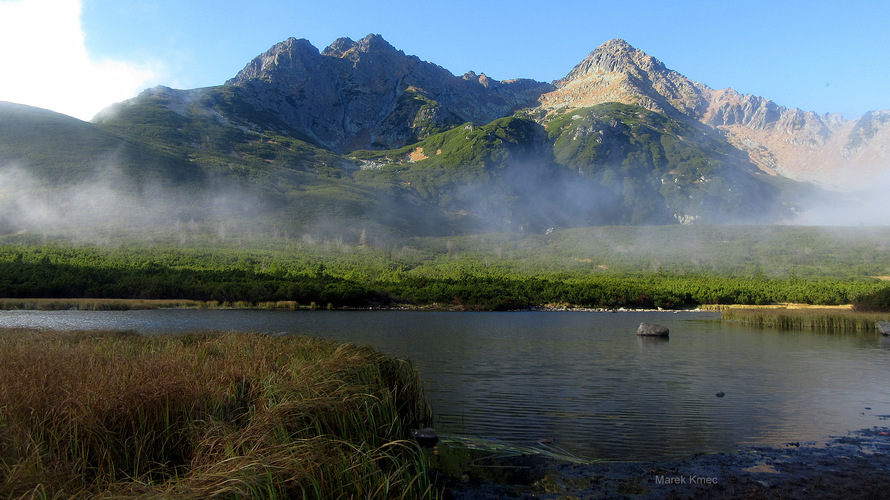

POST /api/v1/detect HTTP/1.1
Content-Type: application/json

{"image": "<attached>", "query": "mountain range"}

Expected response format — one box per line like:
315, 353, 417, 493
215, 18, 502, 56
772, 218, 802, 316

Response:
1, 34, 887, 239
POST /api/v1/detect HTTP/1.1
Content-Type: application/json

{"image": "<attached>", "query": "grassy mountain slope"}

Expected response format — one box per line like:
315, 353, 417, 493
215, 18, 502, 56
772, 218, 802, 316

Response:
2, 92, 796, 238
0, 102, 203, 186
352, 104, 790, 229
544, 103, 787, 223
92, 86, 466, 239
0, 102, 213, 234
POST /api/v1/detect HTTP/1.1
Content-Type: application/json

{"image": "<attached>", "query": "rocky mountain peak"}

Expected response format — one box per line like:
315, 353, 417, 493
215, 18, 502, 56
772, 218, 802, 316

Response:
353, 33, 398, 54
230, 34, 405, 87
559, 38, 665, 83
540, 38, 705, 118
320, 37, 355, 57
221, 35, 551, 152
227, 37, 321, 86
321, 33, 401, 60
218, 34, 888, 187
534, 39, 890, 187
462, 71, 493, 87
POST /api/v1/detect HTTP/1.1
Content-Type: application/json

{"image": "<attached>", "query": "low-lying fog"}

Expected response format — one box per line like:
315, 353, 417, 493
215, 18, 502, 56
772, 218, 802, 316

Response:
1, 159, 888, 240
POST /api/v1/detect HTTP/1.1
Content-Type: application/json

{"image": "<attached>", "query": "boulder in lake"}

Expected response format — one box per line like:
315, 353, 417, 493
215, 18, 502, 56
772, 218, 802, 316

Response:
878, 321, 890, 336
414, 428, 439, 448
637, 322, 669, 337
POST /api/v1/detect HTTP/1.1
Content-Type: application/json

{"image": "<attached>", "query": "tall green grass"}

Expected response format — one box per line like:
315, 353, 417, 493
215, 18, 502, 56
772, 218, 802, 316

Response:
0, 329, 436, 498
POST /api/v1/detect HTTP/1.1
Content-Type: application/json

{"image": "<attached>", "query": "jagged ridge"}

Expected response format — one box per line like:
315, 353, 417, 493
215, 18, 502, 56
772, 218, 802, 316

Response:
227, 34, 553, 152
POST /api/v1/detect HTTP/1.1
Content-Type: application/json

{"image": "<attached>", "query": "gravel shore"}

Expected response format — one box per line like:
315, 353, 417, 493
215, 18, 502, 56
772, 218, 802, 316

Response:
438, 427, 890, 499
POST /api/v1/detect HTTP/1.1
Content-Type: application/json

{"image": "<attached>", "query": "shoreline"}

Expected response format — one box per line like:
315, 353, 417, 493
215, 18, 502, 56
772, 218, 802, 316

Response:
0, 297, 881, 312
10, 298, 888, 333
438, 426, 890, 498
3, 299, 887, 329
0, 297, 720, 313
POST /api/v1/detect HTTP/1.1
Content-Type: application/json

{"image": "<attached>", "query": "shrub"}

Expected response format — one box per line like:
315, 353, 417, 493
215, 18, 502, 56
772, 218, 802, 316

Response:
853, 286, 890, 312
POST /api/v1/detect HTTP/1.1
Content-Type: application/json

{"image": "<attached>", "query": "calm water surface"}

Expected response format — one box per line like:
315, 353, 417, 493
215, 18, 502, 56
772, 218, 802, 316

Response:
2, 309, 889, 460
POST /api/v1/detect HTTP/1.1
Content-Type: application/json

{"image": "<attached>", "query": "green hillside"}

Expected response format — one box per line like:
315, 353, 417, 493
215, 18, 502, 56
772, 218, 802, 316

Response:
0, 102, 211, 233
544, 103, 784, 223
1, 94, 459, 238
1, 94, 796, 239
0, 102, 202, 186
351, 104, 789, 229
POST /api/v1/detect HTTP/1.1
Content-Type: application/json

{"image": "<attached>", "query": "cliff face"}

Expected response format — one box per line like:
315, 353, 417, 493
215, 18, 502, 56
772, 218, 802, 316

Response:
702, 90, 889, 188
536, 39, 889, 188
227, 34, 553, 152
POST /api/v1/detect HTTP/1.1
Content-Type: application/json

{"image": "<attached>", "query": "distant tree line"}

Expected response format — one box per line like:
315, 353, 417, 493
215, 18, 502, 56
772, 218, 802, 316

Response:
0, 252, 883, 310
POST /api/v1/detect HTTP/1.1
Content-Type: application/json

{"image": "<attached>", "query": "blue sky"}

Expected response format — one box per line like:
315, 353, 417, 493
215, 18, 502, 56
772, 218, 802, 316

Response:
1, 0, 887, 121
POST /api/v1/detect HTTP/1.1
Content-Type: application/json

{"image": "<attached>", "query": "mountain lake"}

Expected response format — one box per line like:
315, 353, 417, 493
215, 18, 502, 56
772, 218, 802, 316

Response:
1, 308, 888, 461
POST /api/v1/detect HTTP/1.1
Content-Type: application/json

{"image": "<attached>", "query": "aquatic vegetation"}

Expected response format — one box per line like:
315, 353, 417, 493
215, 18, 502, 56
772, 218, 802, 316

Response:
0, 328, 436, 498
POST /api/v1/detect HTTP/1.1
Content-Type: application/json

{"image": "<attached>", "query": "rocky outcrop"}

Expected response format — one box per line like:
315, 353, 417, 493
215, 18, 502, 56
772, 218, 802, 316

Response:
226, 34, 553, 152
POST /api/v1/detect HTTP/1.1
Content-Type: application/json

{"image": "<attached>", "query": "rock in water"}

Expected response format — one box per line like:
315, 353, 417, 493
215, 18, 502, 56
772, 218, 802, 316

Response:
878, 321, 890, 336
414, 428, 439, 448
637, 322, 669, 337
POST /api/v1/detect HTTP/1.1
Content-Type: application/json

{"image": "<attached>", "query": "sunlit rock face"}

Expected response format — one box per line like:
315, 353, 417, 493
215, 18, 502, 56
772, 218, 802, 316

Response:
535, 39, 890, 190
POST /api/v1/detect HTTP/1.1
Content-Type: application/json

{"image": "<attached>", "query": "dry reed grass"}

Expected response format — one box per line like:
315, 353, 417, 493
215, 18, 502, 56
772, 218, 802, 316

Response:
704, 304, 890, 332
0, 328, 436, 498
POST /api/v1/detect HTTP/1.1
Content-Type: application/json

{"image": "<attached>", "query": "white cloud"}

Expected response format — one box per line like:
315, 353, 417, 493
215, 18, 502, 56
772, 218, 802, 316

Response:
0, 0, 157, 121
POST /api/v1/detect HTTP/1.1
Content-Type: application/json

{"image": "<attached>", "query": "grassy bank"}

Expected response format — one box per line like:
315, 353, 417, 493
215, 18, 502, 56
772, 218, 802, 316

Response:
705, 304, 890, 332
0, 329, 436, 498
